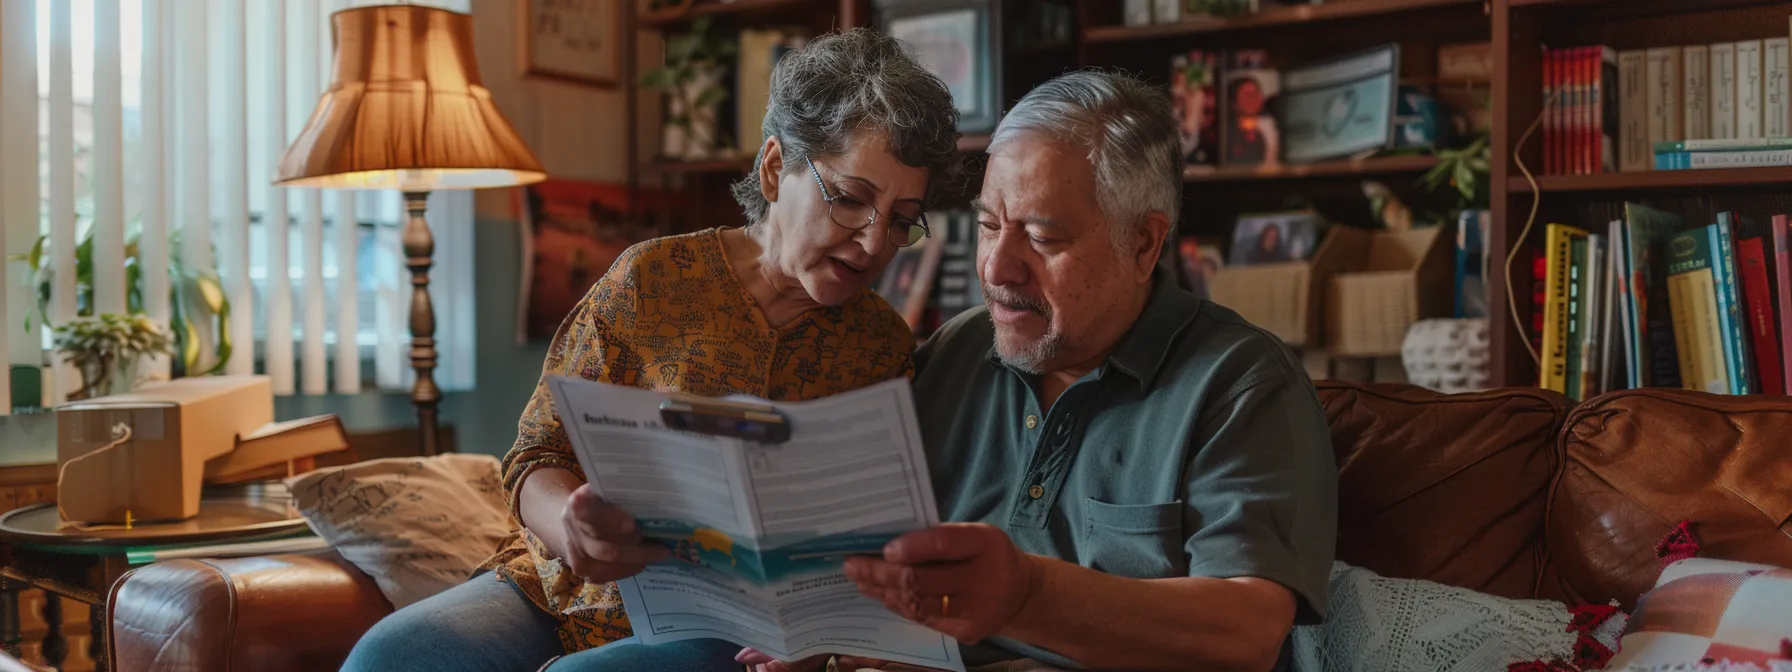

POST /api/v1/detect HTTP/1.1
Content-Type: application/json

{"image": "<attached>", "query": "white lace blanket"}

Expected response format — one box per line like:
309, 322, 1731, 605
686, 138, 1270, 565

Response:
1292, 562, 1586, 672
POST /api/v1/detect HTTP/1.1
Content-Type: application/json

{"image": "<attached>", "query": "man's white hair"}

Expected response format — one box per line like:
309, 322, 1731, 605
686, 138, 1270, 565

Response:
988, 70, 1185, 250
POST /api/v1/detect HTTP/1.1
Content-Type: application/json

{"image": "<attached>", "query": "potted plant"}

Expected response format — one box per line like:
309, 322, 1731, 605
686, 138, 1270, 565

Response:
640, 16, 737, 161
53, 313, 175, 400
13, 227, 233, 377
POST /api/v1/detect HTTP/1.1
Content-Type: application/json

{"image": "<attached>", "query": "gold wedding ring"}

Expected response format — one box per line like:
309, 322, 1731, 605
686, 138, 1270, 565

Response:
941, 594, 950, 616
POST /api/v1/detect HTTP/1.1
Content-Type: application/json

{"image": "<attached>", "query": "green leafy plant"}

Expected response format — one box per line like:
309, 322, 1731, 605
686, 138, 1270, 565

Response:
639, 16, 738, 154
1423, 132, 1491, 210
12, 228, 232, 377
52, 313, 174, 400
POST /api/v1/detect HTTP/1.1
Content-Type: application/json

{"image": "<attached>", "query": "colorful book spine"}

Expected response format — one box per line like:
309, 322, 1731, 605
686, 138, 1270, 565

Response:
1735, 221, 1784, 394
1566, 237, 1587, 400
1540, 224, 1588, 393
1711, 216, 1751, 394
1655, 148, 1792, 170
1774, 214, 1792, 390
1614, 219, 1639, 387
1579, 47, 1594, 175
1626, 203, 1686, 389
1582, 234, 1605, 397
1620, 51, 1650, 172
1666, 230, 1723, 393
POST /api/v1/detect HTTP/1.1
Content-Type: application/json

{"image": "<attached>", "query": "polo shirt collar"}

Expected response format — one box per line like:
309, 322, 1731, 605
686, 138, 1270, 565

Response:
982, 269, 1202, 391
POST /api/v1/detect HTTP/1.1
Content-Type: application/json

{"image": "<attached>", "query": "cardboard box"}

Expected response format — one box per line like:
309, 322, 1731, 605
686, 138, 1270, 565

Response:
1207, 226, 1370, 347
57, 376, 273, 524
1326, 225, 1455, 357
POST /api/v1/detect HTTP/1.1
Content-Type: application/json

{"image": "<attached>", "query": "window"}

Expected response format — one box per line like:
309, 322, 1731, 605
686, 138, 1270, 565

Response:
3, 0, 476, 409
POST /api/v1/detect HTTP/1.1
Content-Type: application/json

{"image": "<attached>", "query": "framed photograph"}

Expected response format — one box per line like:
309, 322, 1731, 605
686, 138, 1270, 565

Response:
1280, 43, 1401, 163
875, 237, 946, 331
1229, 210, 1320, 266
519, 0, 623, 88
878, 0, 1002, 134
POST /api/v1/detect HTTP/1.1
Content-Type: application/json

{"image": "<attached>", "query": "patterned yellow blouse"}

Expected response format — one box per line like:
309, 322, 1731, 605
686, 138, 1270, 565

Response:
481, 228, 915, 653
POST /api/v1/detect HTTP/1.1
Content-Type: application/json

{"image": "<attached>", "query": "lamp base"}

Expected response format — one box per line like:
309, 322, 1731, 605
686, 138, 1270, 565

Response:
403, 190, 442, 456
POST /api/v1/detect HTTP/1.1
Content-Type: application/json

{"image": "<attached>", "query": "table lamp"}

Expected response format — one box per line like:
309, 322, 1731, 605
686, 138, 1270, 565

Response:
277, 4, 545, 455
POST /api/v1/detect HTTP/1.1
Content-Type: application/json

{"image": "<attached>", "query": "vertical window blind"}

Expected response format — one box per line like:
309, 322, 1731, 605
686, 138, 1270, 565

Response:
0, 0, 478, 414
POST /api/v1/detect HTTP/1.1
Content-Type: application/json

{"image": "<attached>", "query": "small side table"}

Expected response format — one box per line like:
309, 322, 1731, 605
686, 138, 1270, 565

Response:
0, 486, 310, 671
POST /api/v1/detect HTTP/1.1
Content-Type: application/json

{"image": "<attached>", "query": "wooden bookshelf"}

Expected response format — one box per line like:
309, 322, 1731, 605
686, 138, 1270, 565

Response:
638, 0, 823, 28
642, 157, 754, 175
1081, 0, 1482, 43
957, 134, 992, 153
1184, 155, 1439, 183
1507, 167, 1792, 193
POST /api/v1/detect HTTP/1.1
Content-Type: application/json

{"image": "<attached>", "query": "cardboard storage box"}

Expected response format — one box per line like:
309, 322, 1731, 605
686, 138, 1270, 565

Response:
1207, 226, 1370, 347
1325, 224, 1454, 357
57, 376, 273, 524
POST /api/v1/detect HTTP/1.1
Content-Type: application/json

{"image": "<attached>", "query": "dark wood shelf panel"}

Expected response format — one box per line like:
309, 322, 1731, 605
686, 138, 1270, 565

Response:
957, 134, 991, 153
1082, 0, 1481, 43
1183, 154, 1438, 183
642, 156, 754, 174
1506, 167, 1792, 193
638, 0, 819, 28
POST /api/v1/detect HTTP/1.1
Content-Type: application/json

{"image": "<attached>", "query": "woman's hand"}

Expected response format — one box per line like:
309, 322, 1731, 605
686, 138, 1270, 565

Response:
553, 484, 673, 583
518, 468, 671, 584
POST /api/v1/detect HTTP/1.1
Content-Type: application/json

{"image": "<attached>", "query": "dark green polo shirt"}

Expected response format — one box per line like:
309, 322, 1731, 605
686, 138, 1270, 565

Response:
912, 270, 1337, 668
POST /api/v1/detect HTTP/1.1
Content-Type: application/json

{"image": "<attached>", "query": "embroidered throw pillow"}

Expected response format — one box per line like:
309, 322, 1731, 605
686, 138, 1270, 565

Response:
287, 453, 514, 609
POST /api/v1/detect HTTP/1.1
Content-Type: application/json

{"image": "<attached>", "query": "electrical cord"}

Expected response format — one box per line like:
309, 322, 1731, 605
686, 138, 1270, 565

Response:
1504, 90, 1562, 367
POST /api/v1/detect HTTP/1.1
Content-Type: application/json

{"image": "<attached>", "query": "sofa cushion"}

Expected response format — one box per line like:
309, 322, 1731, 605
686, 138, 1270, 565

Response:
287, 454, 514, 609
1542, 390, 1792, 610
1317, 382, 1569, 600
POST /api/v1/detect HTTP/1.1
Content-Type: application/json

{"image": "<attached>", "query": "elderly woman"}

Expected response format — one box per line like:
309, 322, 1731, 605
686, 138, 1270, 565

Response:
343, 29, 959, 672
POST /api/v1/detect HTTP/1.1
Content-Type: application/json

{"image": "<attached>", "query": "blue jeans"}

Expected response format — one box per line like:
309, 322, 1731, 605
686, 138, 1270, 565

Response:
341, 573, 744, 672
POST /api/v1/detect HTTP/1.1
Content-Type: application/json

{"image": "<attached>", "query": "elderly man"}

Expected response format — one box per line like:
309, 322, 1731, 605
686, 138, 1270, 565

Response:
841, 70, 1335, 672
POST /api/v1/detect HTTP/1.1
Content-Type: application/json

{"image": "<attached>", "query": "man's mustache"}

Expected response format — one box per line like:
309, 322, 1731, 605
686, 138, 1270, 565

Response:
983, 285, 1050, 318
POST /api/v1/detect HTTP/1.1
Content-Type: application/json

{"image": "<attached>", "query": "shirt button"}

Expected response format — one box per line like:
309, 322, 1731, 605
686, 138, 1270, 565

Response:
1028, 485, 1044, 499
1025, 415, 1038, 429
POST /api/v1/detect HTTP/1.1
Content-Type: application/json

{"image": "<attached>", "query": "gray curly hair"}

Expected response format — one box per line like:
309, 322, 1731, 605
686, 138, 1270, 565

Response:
731, 29, 962, 224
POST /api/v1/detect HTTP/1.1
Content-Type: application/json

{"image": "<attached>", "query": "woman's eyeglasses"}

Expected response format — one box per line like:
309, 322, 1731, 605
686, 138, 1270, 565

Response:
806, 158, 929, 248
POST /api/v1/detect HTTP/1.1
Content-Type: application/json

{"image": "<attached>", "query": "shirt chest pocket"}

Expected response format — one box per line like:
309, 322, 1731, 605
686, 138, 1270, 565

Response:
1077, 498, 1187, 580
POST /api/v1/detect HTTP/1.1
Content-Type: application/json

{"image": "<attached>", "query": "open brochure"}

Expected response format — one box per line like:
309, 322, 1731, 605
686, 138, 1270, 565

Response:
547, 375, 965, 672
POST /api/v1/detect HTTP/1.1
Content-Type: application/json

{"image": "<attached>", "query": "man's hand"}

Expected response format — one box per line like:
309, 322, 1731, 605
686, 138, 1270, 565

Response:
551, 484, 671, 583
843, 523, 1037, 644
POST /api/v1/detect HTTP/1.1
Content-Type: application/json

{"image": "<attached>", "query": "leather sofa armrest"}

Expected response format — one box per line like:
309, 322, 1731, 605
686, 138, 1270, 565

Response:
108, 551, 392, 672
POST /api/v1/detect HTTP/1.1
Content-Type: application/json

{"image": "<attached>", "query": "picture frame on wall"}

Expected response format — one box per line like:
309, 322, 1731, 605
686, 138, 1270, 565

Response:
877, 0, 1002, 134
519, 0, 623, 88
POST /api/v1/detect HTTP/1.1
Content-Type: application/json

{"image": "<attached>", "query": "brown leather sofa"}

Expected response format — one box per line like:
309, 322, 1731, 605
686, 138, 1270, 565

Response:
103, 383, 1792, 671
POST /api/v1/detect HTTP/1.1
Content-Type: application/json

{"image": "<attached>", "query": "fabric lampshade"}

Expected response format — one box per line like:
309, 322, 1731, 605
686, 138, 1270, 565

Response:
275, 4, 545, 191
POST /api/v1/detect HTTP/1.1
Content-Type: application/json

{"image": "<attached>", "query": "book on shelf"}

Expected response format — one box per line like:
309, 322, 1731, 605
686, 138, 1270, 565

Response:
1767, 38, 1789, 139
1646, 47, 1685, 152
1666, 228, 1726, 394
1738, 40, 1766, 140
1565, 205, 1792, 398
1713, 42, 1739, 140
1710, 214, 1752, 394
1774, 214, 1792, 391
1620, 51, 1650, 172
1733, 216, 1784, 395
1541, 223, 1588, 395
1684, 45, 1711, 143
1622, 203, 1684, 390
